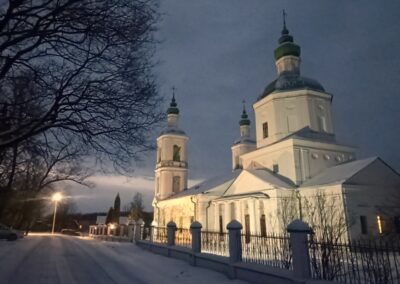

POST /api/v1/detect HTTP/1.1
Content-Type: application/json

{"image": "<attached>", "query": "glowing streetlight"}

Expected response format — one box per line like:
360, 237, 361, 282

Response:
51, 193, 63, 234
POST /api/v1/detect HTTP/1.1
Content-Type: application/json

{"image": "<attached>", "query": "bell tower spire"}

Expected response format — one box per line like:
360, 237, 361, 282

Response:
154, 88, 189, 205
274, 10, 301, 75
231, 101, 255, 170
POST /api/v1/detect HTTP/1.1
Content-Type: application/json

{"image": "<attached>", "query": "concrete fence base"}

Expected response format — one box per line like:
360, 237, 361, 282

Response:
136, 240, 331, 284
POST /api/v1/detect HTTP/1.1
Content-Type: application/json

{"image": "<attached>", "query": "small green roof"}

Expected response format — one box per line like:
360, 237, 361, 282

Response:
167, 94, 179, 115
239, 105, 250, 126
274, 21, 300, 61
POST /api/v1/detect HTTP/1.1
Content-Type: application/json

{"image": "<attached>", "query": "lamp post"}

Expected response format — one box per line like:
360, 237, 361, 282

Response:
51, 193, 62, 234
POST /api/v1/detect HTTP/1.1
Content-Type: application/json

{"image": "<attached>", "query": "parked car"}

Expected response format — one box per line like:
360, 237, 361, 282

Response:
0, 224, 18, 241
61, 229, 80, 236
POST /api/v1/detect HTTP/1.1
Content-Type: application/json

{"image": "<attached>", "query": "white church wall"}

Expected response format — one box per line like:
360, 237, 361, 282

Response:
297, 185, 349, 241
232, 143, 256, 169
254, 90, 333, 148
344, 183, 400, 240
155, 167, 188, 199
308, 96, 334, 134
157, 196, 195, 229
157, 134, 188, 163
224, 171, 279, 196
241, 139, 297, 182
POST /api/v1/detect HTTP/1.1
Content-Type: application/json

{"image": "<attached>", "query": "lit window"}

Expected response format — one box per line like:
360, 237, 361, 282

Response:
263, 122, 269, 138
360, 216, 368, 235
377, 215, 385, 234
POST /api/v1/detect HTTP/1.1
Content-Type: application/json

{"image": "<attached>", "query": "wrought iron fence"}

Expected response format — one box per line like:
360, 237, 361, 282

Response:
241, 233, 292, 269
175, 228, 192, 248
151, 227, 168, 244
201, 231, 229, 256
142, 226, 151, 241
309, 237, 400, 284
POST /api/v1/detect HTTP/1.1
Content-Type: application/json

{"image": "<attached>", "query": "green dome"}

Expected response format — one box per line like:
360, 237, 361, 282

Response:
274, 25, 301, 61
239, 108, 250, 126
167, 95, 179, 115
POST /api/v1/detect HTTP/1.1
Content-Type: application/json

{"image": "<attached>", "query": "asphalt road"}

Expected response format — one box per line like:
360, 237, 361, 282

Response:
0, 234, 246, 284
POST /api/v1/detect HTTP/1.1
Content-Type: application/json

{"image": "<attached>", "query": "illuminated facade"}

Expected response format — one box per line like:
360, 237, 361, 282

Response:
152, 23, 400, 240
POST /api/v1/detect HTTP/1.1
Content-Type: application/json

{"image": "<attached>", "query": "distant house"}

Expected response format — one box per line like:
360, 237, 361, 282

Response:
96, 216, 130, 225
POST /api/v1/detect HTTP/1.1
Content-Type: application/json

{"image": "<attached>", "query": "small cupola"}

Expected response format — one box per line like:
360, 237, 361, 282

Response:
167, 89, 180, 128
274, 11, 301, 75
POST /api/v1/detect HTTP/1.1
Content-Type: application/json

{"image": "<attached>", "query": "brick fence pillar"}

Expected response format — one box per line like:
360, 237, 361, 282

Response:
227, 220, 242, 263
167, 221, 177, 246
190, 221, 202, 253
287, 219, 313, 279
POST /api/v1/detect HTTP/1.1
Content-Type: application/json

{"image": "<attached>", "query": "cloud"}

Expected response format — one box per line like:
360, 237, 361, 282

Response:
62, 175, 202, 213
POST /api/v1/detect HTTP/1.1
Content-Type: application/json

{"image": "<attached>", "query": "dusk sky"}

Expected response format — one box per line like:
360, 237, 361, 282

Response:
68, 1, 400, 213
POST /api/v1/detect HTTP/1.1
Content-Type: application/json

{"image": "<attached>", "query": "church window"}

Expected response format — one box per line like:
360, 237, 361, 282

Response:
263, 122, 269, 138
376, 215, 385, 234
360, 216, 368, 235
394, 216, 400, 234
260, 214, 267, 237
156, 177, 160, 194
172, 176, 180, 194
173, 145, 181, 161
219, 216, 224, 236
157, 148, 161, 162
273, 164, 279, 173
317, 116, 327, 132
244, 214, 250, 243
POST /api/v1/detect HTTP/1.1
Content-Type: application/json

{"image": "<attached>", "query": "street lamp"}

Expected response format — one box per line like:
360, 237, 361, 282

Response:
51, 193, 63, 234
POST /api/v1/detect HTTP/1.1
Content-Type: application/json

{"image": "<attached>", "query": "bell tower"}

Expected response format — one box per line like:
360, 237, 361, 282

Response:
231, 102, 256, 170
154, 92, 188, 200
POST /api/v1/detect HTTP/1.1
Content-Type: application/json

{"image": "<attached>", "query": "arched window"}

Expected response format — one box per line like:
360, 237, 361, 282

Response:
260, 214, 267, 237
173, 145, 181, 161
172, 176, 180, 194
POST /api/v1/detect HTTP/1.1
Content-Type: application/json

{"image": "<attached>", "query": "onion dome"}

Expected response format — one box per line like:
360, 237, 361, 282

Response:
239, 105, 250, 126
166, 94, 179, 115
274, 12, 300, 61
258, 74, 325, 100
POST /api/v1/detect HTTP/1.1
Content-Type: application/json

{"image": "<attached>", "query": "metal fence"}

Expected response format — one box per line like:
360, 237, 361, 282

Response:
309, 237, 400, 284
151, 227, 168, 244
201, 231, 229, 256
241, 233, 293, 269
175, 228, 192, 248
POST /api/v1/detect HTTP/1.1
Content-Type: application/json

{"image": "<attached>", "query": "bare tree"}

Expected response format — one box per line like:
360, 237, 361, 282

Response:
128, 192, 144, 221
0, 0, 162, 219
0, 0, 162, 168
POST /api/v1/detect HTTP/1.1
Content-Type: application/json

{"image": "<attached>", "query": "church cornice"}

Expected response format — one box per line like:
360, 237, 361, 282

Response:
156, 160, 188, 169
254, 89, 332, 109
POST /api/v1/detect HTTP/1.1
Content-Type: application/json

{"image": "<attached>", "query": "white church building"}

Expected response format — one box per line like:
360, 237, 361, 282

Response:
152, 23, 400, 241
